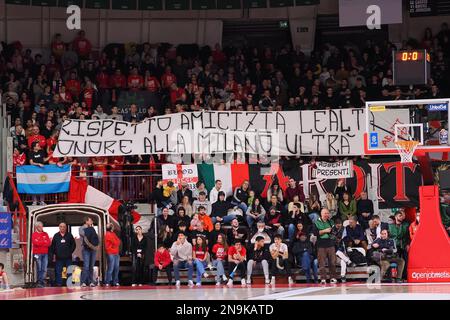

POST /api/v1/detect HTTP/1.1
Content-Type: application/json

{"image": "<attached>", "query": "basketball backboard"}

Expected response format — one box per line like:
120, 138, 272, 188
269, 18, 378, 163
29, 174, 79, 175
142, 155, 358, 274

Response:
364, 98, 450, 157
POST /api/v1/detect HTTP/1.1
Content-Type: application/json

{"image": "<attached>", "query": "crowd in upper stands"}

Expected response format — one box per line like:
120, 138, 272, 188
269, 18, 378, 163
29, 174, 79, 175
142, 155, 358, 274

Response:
2, 23, 450, 178
3, 22, 450, 288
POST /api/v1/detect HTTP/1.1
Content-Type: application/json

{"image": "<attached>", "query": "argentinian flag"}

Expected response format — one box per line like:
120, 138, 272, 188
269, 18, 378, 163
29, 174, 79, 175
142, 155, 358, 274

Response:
16, 165, 72, 194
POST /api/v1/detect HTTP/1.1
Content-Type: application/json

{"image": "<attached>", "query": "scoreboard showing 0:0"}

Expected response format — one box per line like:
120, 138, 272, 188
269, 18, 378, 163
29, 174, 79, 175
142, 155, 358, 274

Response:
395, 51, 429, 62
393, 50, 431, 86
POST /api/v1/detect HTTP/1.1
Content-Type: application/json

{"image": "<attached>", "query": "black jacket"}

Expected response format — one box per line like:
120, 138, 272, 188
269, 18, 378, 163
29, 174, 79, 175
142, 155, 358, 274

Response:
247, 245, 270, 262
177, 188, 193, 204
50, 232, 76, 260
357, 199, 374, 217
291, 239, 314, 256
131, 235, 147, 257
158, 214, 176, 230
152, 186, 167, 208
211, 200, 234, 218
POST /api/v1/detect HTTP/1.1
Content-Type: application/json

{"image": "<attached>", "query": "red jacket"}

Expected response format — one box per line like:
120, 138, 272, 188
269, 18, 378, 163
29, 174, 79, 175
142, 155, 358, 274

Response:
154, 249, 172, 268
32, 231, 51, 254
285, 184, 306, 203
104, 231, 121, 255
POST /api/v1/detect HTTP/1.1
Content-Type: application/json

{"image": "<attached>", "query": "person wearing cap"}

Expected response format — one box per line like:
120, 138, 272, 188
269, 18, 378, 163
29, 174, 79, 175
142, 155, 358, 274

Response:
246, 236, 271, 285
170, 232, 194, 286
211, 191, 236, 224
192, 191, 212, 216
226, 240, 247, 286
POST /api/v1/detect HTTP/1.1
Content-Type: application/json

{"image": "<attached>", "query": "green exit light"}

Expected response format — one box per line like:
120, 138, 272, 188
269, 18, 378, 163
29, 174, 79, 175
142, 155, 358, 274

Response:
279, 21, 289, 29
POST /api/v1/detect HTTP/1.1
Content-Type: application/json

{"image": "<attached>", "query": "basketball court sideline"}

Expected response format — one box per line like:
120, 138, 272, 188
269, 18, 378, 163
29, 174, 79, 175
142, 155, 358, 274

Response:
2, 283, 450, 300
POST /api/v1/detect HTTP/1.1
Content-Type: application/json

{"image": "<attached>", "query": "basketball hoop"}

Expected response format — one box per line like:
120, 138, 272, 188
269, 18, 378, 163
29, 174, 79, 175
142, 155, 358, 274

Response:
395, 140, 421, 163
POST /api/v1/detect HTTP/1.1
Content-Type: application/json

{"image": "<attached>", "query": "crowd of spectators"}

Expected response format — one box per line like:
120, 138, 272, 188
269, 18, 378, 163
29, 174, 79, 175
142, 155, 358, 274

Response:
4, 22, 450, 287
2, 23, 450, 182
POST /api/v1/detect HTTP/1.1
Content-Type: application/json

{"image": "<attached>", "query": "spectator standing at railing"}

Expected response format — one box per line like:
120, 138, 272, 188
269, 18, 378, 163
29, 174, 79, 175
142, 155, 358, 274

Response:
49, 222, 76, 287
109, 156, 124, 199
13, 148, 26, 170
107, 106, 123, 121
27, 125, 46, 149
29, 141, 49, 205
32, 221, 51, 288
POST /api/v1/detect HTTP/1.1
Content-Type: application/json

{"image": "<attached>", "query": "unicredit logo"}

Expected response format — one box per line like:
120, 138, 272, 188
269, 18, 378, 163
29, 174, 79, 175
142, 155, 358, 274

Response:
426, 103, 448, 112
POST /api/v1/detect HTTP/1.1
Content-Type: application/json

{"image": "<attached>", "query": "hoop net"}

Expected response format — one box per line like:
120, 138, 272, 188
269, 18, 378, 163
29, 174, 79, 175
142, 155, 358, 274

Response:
395, 140, 421, 163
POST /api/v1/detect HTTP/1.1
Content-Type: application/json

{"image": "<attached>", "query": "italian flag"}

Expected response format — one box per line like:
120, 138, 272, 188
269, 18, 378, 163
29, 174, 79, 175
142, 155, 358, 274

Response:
197, 163, 250, 198
197, 162, 301, 198
67, 177, 141, 223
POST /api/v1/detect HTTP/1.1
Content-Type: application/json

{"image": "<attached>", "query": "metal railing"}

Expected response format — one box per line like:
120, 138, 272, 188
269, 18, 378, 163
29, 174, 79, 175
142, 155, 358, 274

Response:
9, 164, 163, 205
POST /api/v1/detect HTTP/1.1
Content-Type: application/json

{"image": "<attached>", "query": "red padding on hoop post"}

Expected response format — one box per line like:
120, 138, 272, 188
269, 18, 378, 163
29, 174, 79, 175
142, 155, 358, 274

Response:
408, 185, 450, 282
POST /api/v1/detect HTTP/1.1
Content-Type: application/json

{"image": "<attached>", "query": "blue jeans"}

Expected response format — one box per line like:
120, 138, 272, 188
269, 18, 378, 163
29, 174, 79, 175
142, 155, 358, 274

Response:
55, 258, 72, 286
109, 171, 123, 199
194, 259, 208, 283
35, 254, 48, 285
106, 254, 120, 285
288, 224, 296, 242
81, 249, 97, 285
299, 251, 318, 283
246, 214, 265, 229
173, 260, 194, 282
212, 215, 236, 224
213, 259, 226, 280
231, 201, 248, 214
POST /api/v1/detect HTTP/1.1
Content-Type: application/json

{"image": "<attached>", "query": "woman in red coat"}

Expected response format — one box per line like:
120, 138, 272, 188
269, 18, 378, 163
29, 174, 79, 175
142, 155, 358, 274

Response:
104, 223, 121, 287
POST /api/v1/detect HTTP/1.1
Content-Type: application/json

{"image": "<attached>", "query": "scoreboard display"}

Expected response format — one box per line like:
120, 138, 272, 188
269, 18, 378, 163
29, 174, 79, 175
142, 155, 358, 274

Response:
393, 50, 431, 86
